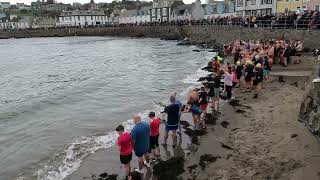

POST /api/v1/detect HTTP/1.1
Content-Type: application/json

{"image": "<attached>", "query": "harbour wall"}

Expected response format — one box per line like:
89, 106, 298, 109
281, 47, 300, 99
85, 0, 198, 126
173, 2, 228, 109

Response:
1, 26, 320, 48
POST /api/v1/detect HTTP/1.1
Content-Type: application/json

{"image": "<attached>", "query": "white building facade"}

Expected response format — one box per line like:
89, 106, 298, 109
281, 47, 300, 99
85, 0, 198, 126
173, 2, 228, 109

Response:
57, 10, 109, 27
235, 0, 276, 16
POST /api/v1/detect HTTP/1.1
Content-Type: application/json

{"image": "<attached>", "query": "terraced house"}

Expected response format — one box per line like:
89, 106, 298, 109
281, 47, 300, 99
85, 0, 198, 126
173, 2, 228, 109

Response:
302, 0, 320, 11
276, 0, 303, 13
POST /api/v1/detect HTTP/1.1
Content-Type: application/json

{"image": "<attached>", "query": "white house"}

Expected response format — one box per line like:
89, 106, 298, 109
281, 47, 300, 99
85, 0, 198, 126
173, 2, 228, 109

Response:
150, 0, 184, 22
56, 10, 109, 27
136, 6, 151, 24
119, 9, 137, 24
235, 0, 275, 16
171, 0, 206, 21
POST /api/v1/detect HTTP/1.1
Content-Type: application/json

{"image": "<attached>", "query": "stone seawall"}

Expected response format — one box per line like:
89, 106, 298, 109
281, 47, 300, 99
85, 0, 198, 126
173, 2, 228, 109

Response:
1, 26, 320, 48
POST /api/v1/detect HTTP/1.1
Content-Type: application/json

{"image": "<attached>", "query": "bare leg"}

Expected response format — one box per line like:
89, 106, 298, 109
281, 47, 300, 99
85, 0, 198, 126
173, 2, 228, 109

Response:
138, 157, 144, 170
163, 130, 168, 145
192, 113, 197, 126
156, 146, 160, 156
144, 153, 150, 164
172, 130, 177, 146
124, 163, 131, 176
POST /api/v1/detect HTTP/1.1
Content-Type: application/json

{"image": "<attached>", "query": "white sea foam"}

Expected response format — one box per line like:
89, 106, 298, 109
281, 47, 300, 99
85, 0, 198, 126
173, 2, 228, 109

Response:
182, 68, 210, 84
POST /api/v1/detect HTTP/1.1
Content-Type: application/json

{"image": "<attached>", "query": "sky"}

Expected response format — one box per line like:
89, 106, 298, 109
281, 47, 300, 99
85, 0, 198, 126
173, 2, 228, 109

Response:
6, 0, 199, 5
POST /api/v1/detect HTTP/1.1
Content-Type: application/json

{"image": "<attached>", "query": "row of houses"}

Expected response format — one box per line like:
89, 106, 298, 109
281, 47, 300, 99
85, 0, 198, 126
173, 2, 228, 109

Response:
1, 0, 320, 30
57, 0, 320, 27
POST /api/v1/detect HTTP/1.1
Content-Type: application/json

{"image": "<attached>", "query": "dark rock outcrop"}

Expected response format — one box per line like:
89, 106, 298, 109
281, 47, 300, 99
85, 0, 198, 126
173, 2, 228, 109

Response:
299, 64, 320, 138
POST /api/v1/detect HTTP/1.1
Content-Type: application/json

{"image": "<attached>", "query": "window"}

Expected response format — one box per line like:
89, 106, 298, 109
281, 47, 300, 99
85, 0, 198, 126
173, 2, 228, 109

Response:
237, 0, 243, 7
162, 8, 167, 16
315, 5, 320, 11
157, 9, 161, 17
297, 6, 300, 10
78, 16, 80, 21
91, 16, 93, 20
252, 0, 256, 5
152, 9, 156, 16
285, 0, 289, 2
267, 0, 272, 4
285, 7, 289, 13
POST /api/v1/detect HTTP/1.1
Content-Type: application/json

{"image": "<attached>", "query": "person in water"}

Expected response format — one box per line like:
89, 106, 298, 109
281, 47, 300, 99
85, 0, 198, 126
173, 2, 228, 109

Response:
116, 125, 132, 178
148, 111, 160, 159
131, 115, 150, 173
162, 95, 180, 147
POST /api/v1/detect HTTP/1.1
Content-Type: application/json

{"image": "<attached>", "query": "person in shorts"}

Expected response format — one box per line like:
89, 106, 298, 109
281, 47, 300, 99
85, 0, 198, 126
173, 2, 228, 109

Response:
131, 115, 150, 173
148, 112, 160, 159
116, 125, 132, 177
163, 95, 180, 147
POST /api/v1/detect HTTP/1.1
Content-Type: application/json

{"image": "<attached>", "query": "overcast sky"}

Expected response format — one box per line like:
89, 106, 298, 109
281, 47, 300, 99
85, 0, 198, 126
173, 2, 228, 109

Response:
6, 0, 200, 5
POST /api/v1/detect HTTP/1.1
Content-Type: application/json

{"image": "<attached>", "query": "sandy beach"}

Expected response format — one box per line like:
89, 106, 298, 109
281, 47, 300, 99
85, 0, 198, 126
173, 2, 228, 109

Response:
66, 54, 320, 180
181, 54, 320, 180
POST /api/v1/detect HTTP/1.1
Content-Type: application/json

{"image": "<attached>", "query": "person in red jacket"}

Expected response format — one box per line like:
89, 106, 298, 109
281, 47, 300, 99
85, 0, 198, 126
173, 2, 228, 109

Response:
148, 111, 161, 159
116, 125, 132, 177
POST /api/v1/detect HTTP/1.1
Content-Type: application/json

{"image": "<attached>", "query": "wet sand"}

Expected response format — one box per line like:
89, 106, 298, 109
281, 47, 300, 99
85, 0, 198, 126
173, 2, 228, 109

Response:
67, 54, 320, 180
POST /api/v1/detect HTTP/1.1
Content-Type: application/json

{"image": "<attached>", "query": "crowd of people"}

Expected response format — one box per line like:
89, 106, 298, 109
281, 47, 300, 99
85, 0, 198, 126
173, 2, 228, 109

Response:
113, 38, 305, 179
118, 11, 320, 30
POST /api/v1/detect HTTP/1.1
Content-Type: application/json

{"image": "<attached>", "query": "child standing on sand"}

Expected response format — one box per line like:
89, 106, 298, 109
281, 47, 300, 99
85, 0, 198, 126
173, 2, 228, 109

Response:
116, 125, 132, 178
148, 112, 161, 159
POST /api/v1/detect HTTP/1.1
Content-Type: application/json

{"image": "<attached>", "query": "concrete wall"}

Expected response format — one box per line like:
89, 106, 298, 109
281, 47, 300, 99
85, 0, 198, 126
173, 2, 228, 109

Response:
1, 26, 320, 48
